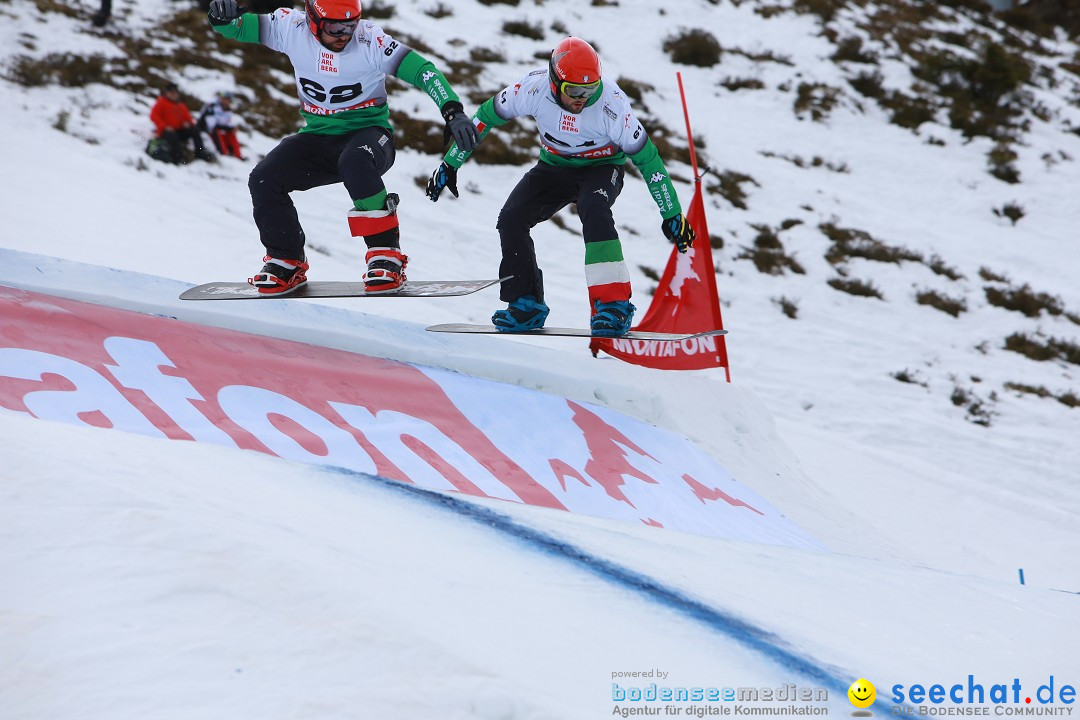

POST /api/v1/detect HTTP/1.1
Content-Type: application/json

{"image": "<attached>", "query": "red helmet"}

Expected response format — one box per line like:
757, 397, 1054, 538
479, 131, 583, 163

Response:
548, 37, 602, 99
306, 0, 361, 37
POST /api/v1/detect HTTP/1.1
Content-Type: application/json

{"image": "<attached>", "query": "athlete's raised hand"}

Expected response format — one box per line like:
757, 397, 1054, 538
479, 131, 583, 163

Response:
208, 0, 240, 25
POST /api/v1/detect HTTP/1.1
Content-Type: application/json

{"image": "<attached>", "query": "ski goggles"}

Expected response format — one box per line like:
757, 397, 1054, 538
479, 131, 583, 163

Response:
321, 18, 359, 37
559, 79, 601, 99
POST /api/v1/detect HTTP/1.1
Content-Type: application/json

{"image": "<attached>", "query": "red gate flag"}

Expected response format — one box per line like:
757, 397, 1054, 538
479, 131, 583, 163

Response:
589, 184, 730, 376
589, 72, 730, 378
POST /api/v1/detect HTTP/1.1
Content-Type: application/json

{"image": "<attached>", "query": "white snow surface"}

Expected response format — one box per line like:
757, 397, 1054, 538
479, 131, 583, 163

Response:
2, 0, 1079, 717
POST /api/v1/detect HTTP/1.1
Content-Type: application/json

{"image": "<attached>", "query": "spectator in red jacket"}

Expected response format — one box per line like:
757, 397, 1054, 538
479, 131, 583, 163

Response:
150, 83, 214, 164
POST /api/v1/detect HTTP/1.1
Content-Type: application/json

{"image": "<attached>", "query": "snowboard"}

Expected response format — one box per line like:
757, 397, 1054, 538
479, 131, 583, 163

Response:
180, 278, 503, 301
426, 324, 728, 341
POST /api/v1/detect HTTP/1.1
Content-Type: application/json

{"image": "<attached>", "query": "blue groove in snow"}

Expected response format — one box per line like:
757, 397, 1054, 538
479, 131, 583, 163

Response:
334, 467, 897, 714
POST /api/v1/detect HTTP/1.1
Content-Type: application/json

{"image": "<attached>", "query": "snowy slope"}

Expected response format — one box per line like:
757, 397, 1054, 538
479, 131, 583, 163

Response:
4, 398, 1078, 720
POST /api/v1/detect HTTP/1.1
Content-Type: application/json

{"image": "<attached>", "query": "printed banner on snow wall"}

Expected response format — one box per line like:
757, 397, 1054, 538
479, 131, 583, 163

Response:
0, 285, 819, 550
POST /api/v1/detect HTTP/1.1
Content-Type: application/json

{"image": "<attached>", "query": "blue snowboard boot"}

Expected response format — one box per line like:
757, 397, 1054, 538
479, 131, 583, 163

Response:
492, 295, 550, 332
590, 300, 636, 337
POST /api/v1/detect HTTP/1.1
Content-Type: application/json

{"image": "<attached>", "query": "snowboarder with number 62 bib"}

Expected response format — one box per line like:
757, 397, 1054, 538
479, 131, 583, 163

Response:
207, 0, 479, 294
426, 36, 695, 337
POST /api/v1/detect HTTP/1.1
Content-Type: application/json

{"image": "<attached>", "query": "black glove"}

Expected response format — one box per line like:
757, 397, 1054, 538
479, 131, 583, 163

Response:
208, 0, 240, 26
662, 214, 695, 253
440, 101, 479, 153
426, 162, 459, 202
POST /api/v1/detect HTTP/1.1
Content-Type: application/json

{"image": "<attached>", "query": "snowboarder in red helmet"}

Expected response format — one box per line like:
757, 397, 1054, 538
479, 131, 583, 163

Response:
305, 0, 361, 51
548, 37, 603, 113
206, 0, 479, 295
426, 37, 695, 337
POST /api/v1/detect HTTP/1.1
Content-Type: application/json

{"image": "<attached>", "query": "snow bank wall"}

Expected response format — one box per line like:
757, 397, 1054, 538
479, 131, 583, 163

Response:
0, 251, 822, 550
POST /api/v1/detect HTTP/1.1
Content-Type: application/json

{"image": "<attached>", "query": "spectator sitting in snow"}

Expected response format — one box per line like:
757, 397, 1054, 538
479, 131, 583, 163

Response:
198, 91, 245, 160
149, 82, 215, 164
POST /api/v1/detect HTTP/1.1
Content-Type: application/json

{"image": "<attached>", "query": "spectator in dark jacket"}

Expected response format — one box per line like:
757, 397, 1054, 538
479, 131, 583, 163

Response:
150, 83, 214, 164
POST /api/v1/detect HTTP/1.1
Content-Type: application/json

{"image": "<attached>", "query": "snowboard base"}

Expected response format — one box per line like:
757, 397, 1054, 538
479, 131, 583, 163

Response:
426, 323, 727, 341
180, 278, 504, 300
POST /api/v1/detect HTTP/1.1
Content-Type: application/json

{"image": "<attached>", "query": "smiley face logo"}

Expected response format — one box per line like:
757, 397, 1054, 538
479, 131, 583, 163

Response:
848, 678, 876, 709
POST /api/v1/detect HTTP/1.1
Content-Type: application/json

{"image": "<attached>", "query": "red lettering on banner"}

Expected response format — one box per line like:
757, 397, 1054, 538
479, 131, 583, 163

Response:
0, 344, 165, 438
0, 286, 820, 549
0, 370, 73, 416
269, 413, 329, 456
567, 400, 658, 507
0, 286, 563, 510
78, 409, 112, 429
682, 474, 763, 515
348, 425, 405, 481
549, 458, 590, 492
401, 435, 489, 497
560, 113, 578, 133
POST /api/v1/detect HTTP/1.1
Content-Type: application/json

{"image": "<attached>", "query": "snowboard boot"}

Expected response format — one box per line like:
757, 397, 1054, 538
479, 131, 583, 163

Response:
362, 247, 408, 293
249, 256, 309, 295
349, 194, 407, 293
590, 299, 636, 337
492, 295, 550, 332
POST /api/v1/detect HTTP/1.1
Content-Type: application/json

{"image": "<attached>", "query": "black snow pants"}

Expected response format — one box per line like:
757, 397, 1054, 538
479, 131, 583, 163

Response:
496, 161, 625, 303
248, 126, 396, 260
161, 126, 207, 164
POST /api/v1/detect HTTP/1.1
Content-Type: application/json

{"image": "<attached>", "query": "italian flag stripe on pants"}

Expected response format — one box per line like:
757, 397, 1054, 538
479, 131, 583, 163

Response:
585, 239, 631, 304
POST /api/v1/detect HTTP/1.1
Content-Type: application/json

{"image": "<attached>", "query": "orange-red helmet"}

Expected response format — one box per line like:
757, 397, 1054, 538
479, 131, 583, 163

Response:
548, 37, 602, 99
306, 0, 361, 37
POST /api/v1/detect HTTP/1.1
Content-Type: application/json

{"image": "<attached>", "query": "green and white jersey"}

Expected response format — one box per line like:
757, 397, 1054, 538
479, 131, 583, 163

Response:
487, 69, 647, 165
261, 10, 405, 116
444, 68, 683, 219
214, 8, 459, 135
